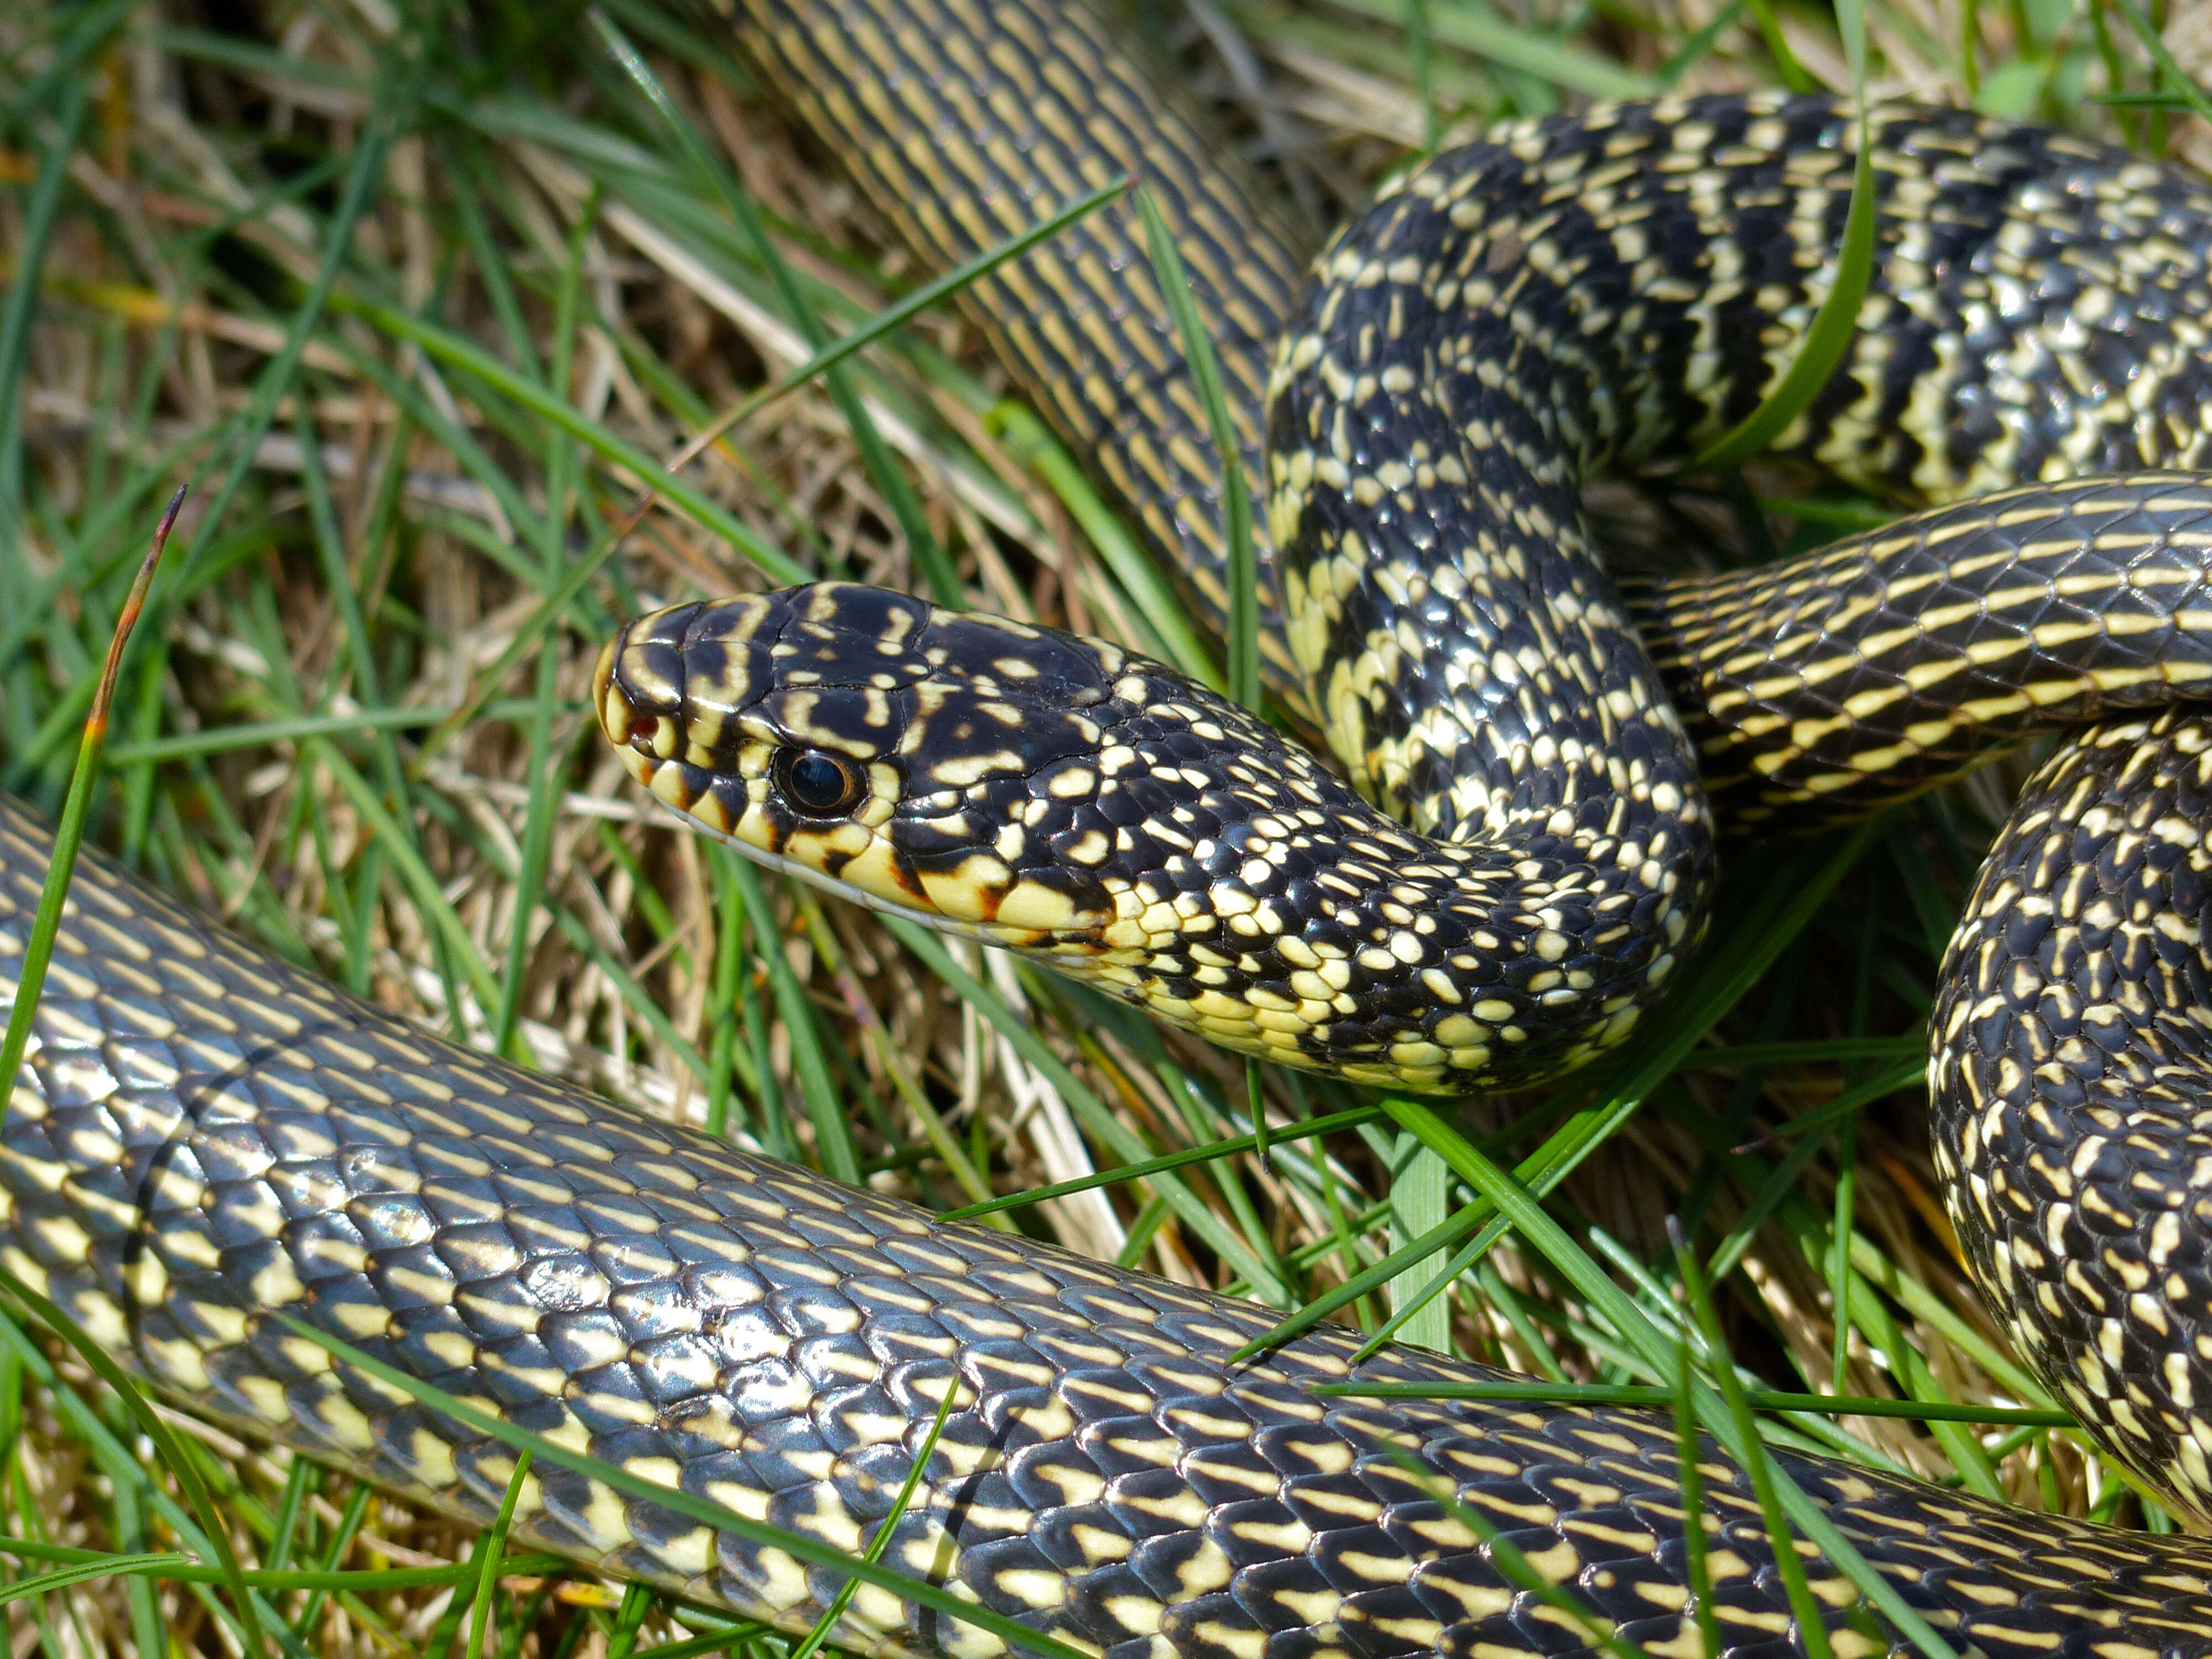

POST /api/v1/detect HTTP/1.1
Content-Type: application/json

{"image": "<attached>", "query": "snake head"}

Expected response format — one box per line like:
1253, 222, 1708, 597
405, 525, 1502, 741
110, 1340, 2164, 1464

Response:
594, 582, 1141, 945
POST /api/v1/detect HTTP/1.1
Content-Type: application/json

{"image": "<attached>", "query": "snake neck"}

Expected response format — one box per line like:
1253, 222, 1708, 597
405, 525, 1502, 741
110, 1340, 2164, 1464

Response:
1932, 709, 2212, 1516
600, 589, 1703, 1093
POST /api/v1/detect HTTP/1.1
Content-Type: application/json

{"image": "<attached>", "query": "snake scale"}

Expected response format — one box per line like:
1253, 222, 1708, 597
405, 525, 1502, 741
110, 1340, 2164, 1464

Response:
14, 1, 2212, 1655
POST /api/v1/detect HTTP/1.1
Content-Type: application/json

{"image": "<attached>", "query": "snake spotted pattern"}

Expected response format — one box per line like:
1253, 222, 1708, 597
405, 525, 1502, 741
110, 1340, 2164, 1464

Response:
13, 2, 2212, 1657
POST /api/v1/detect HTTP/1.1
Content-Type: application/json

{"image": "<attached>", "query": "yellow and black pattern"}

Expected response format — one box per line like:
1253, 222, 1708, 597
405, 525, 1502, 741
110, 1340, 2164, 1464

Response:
1635, 476, 2212, 818
1264, 93, 2212, 850
729, 0, 1312, 697
598, 584, 1697, 1091
1932, 708, 2212, 1517
13, 800, 2212, 1659
21, 2, 2212, 1657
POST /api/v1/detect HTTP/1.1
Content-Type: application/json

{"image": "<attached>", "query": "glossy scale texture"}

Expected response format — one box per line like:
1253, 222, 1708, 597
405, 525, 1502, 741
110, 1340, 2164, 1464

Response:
10, 799, 2212, 1659
695, 13, 2212, 1582
22, 2, 2212, 1655
1933, 709, 2212, 1519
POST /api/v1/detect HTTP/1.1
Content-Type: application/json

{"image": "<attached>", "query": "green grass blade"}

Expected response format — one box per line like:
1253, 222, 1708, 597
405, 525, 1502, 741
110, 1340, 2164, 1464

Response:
0, 487, 181, 1123
1604, 823, 1885, 1099
1675, 1225, 1833, 1659
0, 1264, 264, 1659
987, 403, 1227, 690
592, 8, 962, 604
940, 1104, 1384, 1222
1672, 1332, 1722, 1659
137, 23, 369, 91
783, 883, 999, 1212
1351, 1218, 1494, 1357
725, 859, 860, 1183
1686, 0, 1876, 473
1135, 186, 1261, 713
786, 1374, 962, 1659
681, 180, 1131, 487
0, 1307, 302, 1656
1311, 1379, 2070, 1425
3, 0, 137, 124
460, 1451, 534, 1659
1319, 0, 1654, 96
1387, 1131, 1454, 1352
333, 292, 806, 585
0, 1536, 566, 1588
1402, 0, 1441, 149
1731, 1053, 1926, 1146
1683, 1036, 1921, 1071
273, 1314, 1091, 1659
1658, 0, 1747, 88
886, 917, 1290, 1301
292, 1484, 373, 1635
494, 642, 563, 1062
1741, 0, 1815, 89
0, 74, 87, 554
1703, 1115, 1850, 1281
2106, 0, 2212, 126
1379, 1098, 1961, 1659
0, 491, 267, 1656
607, 1582, 659, 1659
103, 702, 582, 764
1374, 1449, 1656, 1659
1234, 1088, 1641, 1360
309, 739, 505, 1014
159, 112, 392, 607
0, 1554, 192, 1609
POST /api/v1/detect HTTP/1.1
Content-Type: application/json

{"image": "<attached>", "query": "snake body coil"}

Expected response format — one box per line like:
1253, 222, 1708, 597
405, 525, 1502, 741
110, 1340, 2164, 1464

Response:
13, 2, 2212, 1656
10, 799, 2212, 1659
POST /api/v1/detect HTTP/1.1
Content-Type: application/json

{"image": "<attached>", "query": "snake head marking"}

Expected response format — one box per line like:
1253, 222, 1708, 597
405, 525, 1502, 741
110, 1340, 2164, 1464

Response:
597, 581, 1161, 945
597, 582, 1692, 1091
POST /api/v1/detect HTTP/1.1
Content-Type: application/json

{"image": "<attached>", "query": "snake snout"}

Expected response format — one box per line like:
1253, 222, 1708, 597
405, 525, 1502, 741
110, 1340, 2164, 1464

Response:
591, 635, 662, 757
595, 598, 770, 826
594, 603, 698, 757
598, 594, 790, 770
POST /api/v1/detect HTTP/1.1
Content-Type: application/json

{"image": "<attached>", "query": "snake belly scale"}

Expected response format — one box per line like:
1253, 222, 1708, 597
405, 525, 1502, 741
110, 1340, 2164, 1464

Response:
13, 2, 2212, 1658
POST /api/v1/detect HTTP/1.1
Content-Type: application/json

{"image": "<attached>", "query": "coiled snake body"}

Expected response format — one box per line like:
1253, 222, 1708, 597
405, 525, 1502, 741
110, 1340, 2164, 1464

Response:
14, 4, 2212, 1657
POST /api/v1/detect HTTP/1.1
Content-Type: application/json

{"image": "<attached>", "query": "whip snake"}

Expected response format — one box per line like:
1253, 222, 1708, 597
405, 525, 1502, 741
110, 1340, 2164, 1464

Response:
15, 4, 2212, 1657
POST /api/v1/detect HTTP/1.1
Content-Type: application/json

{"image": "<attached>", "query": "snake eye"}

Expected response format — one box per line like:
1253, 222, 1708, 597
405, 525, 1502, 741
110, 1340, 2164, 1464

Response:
774, 749, 867, 818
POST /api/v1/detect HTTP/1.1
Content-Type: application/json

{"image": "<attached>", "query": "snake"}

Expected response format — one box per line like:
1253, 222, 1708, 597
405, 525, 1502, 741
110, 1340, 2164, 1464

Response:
14, 2, 2212, 1656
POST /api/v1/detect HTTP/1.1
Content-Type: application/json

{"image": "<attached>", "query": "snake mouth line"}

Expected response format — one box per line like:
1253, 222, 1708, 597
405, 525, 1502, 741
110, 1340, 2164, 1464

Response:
626, 775, 1073, 953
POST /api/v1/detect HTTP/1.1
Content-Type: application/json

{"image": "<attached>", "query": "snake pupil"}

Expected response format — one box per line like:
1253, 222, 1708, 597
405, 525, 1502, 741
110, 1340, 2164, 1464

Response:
778, 749, 864, 816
